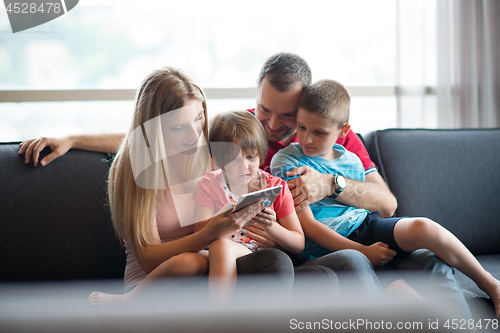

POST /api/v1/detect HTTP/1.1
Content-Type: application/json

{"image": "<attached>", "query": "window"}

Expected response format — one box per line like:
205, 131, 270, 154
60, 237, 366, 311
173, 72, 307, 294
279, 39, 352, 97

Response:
0, 0, 397, 141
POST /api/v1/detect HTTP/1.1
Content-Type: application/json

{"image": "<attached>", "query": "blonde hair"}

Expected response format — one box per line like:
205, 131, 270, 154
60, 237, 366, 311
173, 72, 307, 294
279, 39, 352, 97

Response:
208, 110, 267, 168
298, 79, 351, 128
109, 67, 210, 257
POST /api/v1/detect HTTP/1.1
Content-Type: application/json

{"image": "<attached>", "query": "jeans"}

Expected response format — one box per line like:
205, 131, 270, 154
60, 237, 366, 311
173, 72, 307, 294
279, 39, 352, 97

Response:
296, 249, 383, 301
296, 249, 471, 320
378, 249, 472, 319
236, 248, 295, 300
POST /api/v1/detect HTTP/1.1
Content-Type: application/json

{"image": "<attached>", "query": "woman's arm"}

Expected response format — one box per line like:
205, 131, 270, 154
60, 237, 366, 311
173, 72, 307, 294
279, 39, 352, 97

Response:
251, 208, 305, 254
194, 205, 215, 233
138, 227, 217, 273
297, 207, 396, 266
139, 200, 266, 273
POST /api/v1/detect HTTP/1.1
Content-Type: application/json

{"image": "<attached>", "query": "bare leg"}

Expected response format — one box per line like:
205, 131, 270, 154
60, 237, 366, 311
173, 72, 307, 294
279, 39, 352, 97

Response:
394, 218, 500, 318
208, 238, 251, 302
89, 252, 209, 307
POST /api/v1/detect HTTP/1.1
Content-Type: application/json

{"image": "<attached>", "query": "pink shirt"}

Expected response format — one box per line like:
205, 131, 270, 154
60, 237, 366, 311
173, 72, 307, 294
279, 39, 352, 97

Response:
123, 191, 196, 291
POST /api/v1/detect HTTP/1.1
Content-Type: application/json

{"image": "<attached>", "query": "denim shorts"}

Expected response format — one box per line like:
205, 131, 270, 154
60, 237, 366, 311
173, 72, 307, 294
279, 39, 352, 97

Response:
347, 212, 407, 256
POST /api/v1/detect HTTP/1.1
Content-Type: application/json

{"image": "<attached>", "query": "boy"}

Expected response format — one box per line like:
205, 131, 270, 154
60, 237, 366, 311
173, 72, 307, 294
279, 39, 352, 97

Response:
270, 79, 500, 318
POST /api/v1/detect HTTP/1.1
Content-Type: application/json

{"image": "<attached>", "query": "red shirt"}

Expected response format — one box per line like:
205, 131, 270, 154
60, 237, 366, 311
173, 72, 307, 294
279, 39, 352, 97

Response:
247, 109, 377, 174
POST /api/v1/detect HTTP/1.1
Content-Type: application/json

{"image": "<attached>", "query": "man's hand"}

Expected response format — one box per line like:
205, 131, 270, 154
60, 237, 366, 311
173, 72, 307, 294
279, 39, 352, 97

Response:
287, 165, 397, 217
18, 137, 73, 167
286, 165, 334, 212
18, 133, 125, 168
360, 242, 396, 266
250, 207, 277, 230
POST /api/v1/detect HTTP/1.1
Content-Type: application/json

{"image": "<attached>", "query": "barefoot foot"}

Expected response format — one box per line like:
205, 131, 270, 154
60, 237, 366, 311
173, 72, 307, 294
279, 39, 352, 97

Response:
88, 291, 128, 308
480, 277, 500, 319
489, 280, 500, 319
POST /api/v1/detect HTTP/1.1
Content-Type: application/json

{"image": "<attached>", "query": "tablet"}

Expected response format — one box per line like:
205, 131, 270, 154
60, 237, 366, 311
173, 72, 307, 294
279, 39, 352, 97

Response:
233, 185, 283, 213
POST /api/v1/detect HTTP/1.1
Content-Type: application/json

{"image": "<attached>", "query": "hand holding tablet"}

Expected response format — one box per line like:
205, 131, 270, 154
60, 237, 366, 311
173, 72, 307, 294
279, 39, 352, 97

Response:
233, 185, 283, 213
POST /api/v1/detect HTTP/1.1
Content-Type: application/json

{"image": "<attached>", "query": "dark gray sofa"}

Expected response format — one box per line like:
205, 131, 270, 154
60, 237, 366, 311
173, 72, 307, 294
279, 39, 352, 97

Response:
0, 128, 499, 322
364, 128, 500, 318
0, 143, 125, 282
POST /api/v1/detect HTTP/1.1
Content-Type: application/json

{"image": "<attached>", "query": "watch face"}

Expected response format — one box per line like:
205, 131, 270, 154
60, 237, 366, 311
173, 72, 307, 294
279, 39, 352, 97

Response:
337, 175, 346, 190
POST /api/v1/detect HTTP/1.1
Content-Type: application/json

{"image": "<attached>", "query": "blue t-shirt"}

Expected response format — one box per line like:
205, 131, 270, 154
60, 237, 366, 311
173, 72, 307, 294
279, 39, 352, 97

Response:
271, 143, 369, 262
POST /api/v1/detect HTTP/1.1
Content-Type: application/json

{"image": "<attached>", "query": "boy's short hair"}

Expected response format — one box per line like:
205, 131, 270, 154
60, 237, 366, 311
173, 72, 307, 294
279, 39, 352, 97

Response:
298, 79, 351, 127
209, 110, 268, 168
257, 53, 312, 92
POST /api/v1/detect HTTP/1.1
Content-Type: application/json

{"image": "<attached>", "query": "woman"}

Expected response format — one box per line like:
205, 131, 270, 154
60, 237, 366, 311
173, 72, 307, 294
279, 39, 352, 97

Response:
89, 67, 294, 306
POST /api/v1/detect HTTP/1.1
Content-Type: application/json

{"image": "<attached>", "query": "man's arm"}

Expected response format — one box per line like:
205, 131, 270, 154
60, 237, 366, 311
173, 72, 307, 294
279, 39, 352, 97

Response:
339, 171, 397, 217
285, 130, 397, 217
286, 168, 397, 218
19, 133, 125, 167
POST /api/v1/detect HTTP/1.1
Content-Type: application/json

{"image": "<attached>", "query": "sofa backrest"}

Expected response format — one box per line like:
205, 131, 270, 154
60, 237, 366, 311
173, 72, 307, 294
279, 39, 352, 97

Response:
364, 128, 500, 256
0, 143, 125, 281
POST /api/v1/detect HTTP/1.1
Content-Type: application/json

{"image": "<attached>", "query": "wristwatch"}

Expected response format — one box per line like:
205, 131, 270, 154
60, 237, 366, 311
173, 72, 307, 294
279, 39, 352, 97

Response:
332, 174, 346, 199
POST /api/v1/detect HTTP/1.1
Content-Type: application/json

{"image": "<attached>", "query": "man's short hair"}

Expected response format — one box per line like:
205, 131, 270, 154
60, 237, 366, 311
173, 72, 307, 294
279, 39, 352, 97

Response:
298, 79, 351, 127
257, 53, 312, 92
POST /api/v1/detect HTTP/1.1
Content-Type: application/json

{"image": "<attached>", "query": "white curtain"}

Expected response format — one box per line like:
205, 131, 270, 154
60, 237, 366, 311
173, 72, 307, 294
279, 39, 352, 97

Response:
437, 0, 500, 128
397, 0, 500, 128
396, 0, 437, 128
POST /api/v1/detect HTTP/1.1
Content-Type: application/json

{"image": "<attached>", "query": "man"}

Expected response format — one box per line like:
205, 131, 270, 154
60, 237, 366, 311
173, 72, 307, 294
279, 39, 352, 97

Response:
252, 53, 396, 217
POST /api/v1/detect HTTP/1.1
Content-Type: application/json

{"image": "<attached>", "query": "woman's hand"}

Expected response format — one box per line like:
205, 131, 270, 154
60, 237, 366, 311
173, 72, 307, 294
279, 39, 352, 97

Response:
202, 200, 265, 240
360, 242, 397, 266
18, 136, 73, 167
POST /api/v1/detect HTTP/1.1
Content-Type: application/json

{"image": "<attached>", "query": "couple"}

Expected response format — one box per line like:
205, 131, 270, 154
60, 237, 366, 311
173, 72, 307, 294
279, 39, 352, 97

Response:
19, 53, 473, 316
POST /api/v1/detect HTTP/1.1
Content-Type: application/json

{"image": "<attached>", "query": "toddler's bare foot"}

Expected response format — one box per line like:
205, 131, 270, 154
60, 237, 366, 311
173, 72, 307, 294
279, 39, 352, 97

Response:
88, 291, 127, 308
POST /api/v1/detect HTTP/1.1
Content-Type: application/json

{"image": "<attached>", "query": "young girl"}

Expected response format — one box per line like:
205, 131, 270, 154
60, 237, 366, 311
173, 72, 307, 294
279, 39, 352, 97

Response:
194, 111, 305, 299
88, 68, 293, 307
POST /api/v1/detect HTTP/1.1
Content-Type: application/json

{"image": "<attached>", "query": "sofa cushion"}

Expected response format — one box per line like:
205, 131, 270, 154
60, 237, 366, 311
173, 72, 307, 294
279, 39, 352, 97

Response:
364, 129, 500, 256
0, 143, 125, 281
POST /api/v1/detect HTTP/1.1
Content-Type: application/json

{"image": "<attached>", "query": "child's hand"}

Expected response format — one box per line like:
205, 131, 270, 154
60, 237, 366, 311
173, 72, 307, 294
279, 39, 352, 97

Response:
244, 224, 277, 249
361, 242, 397, 266
251, 207, 277, 230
